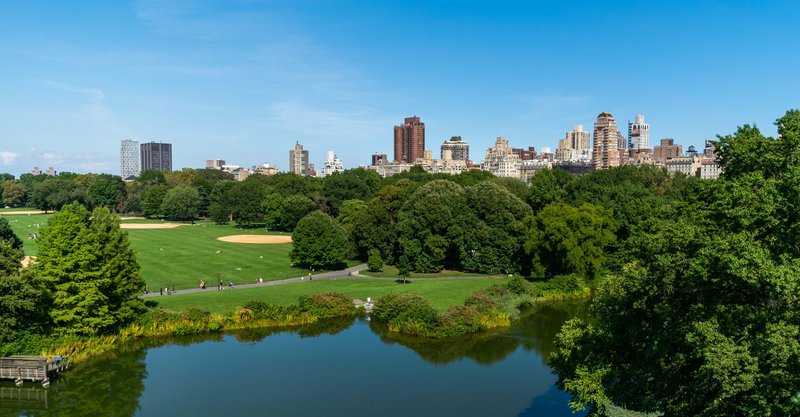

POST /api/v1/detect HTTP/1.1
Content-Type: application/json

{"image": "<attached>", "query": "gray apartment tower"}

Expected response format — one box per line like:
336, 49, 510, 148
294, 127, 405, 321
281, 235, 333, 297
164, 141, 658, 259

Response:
140, 142, 173, 172
120, 139, 141, 179
289, 142, 310, 176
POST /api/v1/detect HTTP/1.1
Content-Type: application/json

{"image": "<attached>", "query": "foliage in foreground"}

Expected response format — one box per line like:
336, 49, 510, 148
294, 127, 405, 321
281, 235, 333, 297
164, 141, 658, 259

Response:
551, 110, 800, 416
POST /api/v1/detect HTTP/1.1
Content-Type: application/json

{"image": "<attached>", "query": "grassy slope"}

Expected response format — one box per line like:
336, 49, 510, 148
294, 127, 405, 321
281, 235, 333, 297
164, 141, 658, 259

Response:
151, 278, 503, 314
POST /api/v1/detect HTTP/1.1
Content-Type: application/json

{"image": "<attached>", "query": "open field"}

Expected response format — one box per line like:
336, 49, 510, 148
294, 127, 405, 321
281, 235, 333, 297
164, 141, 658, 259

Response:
150, 278, 504, 314
120, 223, 190, 229
360, 265, 496, 278
4, 213, 47, 255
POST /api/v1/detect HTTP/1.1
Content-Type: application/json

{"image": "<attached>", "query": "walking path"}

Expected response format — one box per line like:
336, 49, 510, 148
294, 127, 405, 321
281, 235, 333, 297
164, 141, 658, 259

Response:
142, 265, 507, 298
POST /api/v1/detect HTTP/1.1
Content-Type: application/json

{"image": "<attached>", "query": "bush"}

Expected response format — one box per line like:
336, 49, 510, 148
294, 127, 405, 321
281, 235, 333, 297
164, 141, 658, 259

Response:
544, 274, 584, 294
367, 248, 383, 272
298, 292, 356, 319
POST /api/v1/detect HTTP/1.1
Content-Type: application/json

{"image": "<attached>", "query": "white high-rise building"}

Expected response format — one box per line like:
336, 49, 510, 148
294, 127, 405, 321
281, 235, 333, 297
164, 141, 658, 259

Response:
120, 139, 140, 179
628, 114, 650, 150
319, 151, 344, 178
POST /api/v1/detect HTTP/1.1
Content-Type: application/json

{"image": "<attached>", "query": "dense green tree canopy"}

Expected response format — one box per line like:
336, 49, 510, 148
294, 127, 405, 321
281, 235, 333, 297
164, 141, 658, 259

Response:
34, 202, 145, 335
396, 180, 466, 272
1, 180, 26, 207
0, 217, 23, 250
525, 202, 617, 279
161, 184, 201, 221
290, 211, 348, 269
141, 184, 169, 218
460, 181, 532, 274
552, 110, 800, 416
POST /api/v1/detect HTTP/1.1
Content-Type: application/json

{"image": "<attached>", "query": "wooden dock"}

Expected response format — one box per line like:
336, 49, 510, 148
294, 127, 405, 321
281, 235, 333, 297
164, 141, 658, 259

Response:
0, 356, 68, 388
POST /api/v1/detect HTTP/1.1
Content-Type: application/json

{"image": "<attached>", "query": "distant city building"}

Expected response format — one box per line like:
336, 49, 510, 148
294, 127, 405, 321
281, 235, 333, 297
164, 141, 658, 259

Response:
252, 163, 280, 176
141, 141, 173, 172
371, 153, 388, 166
308, 163, 317, 178
46, 167, 56, 176
700, 159, 722, 179
319, 151, 345, 178
206, 159, 225, 170
628, 114, 650, 150
665, 155, 702, 177
120, 139, 140, 179
289, 142, 310, 176
481, 137, 521, 178
512, 146, 536, 161
557, 124, 591, 162
369, 162, 414, 178
520, 160, 552, 182
653, 138, 683, 163
593, 112, 621, 170
440, 136, 470, 161
394, 116, 425, 163
31, 167, 41, 176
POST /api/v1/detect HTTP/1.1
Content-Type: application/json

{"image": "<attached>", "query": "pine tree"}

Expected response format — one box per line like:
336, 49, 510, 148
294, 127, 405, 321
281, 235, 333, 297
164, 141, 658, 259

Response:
34, 202, 145, 335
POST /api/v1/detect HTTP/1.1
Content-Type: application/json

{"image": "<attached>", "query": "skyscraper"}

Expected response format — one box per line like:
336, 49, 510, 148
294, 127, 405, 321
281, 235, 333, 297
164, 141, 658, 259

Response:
289, 142, 309, 176
593, 112, 620, 170
120, 139, 140, 178
628, 114, 650, 150
557, 124, 592, 162
394, 116, 425, 163
140, 141, 172, 172
440, 136, 469, 161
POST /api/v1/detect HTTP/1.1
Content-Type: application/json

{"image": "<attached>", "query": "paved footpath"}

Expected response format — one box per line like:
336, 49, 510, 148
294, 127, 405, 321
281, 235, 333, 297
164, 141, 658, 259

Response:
142, 264, 507, 298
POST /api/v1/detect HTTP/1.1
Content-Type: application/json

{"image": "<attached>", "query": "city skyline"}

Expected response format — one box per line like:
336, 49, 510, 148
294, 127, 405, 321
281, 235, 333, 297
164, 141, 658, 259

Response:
1, 1, 798, 175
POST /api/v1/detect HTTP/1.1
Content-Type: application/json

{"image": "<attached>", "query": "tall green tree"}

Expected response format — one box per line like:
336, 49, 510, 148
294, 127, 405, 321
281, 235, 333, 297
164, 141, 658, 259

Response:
322, 168, 381, 215
525, 202, 617, 279
225, 179, 267, 227
396, 180, 466, 272
160, 184, 201, 221
141, 184, 169, 218
0, 217, 23, 250
290, 211, 348, 269
1, 180, 26, 207
460, 182, 532, 274
34, 202, 145, 335
88, 173, 127, 209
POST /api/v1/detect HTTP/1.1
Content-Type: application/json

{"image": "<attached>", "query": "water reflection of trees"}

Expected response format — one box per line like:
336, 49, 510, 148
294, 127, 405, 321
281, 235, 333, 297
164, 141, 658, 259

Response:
369, 301, 587, 365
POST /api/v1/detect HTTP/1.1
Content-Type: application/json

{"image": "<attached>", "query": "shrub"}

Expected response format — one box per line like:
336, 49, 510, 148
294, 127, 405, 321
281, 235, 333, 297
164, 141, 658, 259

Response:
544, 274, 584, 294
367, 248, 383, 272
298, 292, 355, 319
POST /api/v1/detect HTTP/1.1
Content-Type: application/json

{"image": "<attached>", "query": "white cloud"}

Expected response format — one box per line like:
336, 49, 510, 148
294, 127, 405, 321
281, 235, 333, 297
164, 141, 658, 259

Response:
41, 152, 64, 165
0, 151, 19, 165
39, 79, 106, 105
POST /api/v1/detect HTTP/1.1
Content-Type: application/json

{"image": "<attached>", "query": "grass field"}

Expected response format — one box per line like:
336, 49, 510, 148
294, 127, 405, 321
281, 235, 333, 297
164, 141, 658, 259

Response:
3, 213, 47, 255
0, 207, 40, 212
5, 215, 323, 291
360, 265, 496, 278
150, 278, 504, 314
5, 214, 496, 309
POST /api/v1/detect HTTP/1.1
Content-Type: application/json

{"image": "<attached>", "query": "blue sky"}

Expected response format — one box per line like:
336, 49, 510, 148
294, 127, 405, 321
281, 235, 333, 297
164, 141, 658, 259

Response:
1, 0, 798, 175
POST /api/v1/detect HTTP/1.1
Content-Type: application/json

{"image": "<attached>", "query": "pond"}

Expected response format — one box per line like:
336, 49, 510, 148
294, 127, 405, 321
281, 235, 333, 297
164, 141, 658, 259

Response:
0, 302, 587, 417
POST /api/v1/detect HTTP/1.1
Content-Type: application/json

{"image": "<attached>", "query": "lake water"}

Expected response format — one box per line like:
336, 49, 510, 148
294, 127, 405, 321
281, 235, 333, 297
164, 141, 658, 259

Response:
0, 302, 587, 417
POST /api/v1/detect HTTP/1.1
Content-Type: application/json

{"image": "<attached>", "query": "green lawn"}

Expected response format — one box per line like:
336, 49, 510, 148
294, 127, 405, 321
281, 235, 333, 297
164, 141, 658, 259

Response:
150, 278, 504, 314
0, 207, 40, 212
3, 213, 47, 255
360, 265, 496, 278
124, 221, 308, 291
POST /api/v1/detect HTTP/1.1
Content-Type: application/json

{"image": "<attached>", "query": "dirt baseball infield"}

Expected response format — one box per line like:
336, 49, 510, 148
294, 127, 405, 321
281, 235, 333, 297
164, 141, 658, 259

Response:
120, 223, 189, 229
216, 235, 293, 244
